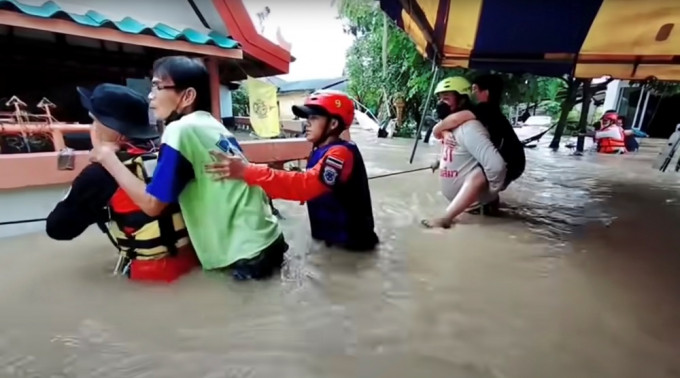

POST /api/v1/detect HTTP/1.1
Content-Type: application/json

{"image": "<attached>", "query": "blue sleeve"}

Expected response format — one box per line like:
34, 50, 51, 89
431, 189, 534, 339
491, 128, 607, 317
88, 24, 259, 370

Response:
146, 144, 195, 203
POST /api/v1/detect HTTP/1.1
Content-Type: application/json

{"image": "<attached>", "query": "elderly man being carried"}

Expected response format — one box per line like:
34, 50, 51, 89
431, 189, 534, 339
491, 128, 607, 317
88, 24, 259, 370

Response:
422, 77, 507, 229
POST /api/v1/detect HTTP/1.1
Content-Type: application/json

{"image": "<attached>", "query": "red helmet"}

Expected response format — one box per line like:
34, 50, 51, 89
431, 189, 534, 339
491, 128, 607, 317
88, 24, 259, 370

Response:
601, 112, 619, 123
292, 90, 355, 128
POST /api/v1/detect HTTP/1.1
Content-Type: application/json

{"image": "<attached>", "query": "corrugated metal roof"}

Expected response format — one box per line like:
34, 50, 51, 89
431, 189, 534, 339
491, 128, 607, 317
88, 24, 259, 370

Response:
263, 76, 288, 88
326, 80, 347, 92
278, 77, 347, 94
0, 0, 239, 49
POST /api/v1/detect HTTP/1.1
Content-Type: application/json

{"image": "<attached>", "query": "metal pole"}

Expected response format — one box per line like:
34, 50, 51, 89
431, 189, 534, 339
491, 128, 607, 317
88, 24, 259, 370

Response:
636, 90, 651, 130
380, 14, 392, 125
576, 79, 592, 153
409, 61, 439, 164
382, 13, 388, 79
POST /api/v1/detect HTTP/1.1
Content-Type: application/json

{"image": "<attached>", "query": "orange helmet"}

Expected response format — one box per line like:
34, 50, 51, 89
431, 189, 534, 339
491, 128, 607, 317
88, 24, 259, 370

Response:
292, 90, 355, 128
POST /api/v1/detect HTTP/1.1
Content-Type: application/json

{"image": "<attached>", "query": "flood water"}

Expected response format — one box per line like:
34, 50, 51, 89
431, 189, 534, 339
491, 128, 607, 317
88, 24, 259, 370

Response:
1, 128, 679, 377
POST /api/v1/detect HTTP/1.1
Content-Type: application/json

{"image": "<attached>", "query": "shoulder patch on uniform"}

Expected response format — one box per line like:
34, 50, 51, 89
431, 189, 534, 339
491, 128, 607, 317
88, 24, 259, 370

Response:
325, 155, 344, 170
322, 165, 340, 186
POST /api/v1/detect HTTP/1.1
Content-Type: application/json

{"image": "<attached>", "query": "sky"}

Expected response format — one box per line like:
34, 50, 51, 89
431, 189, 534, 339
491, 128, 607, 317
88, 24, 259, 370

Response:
242, 0, 355, 81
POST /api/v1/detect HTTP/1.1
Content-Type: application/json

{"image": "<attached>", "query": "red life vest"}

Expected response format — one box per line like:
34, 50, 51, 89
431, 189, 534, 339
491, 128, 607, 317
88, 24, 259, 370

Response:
597, 126, 627, 154
101, 145, 198, 283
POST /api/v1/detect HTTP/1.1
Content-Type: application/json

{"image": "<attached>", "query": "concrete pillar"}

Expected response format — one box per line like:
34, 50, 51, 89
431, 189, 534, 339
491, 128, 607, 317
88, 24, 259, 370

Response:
206, 57, 221, 120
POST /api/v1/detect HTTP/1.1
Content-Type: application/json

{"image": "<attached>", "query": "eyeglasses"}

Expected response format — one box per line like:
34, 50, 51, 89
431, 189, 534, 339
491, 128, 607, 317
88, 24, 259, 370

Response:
150, 82, 177, 92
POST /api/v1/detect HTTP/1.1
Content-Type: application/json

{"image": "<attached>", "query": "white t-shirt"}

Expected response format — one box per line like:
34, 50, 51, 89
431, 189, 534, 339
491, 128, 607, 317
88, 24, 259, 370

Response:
439, 120, 507, 202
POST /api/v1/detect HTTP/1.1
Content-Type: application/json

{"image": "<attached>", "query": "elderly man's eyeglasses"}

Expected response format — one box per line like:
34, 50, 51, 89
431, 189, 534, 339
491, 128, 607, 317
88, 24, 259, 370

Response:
150, 82, 177, 92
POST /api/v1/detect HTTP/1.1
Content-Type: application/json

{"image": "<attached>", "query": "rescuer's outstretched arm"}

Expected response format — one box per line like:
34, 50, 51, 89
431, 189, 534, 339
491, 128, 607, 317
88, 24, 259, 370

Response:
206, 146, 354, 202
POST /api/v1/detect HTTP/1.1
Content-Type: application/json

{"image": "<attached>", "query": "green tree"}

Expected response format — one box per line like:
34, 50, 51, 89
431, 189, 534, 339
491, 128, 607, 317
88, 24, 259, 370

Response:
340, 0, 462, 134
641, 80, 680, 97
340, 0, 573, 139
232, 87, 249, 117
541, 77, 567, 102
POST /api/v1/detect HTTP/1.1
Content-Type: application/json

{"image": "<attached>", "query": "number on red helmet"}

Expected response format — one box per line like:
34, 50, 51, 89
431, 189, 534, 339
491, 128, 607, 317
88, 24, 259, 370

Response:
304, 90, 355, 129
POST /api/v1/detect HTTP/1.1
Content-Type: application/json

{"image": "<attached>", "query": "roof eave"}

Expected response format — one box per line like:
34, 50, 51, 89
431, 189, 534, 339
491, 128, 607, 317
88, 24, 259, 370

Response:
210, 0, 292, 77
0, 10, 242, 60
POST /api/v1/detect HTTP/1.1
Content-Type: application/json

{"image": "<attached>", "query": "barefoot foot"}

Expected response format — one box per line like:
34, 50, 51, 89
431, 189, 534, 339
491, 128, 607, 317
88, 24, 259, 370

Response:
420, 218, 454, 229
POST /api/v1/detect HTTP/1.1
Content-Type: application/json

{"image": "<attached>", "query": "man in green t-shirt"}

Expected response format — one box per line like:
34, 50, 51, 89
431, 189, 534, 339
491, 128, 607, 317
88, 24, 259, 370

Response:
91, 56, 287, 280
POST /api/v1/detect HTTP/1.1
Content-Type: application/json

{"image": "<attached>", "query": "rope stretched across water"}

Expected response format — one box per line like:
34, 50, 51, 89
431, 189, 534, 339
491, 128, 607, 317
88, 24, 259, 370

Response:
2, 124, 553, 227
0, 217, 49, 226
367, 166, 433, 180
0, 166, 434, 227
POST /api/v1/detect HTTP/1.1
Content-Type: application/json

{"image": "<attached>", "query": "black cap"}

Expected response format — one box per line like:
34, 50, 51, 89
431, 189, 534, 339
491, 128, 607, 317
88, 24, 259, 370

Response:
77, 83, 158, 140
292, 104, 329, 119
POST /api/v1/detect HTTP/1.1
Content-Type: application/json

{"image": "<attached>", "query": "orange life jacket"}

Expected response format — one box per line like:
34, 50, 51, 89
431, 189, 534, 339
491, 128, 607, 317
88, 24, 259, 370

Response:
597, 126, 627, 154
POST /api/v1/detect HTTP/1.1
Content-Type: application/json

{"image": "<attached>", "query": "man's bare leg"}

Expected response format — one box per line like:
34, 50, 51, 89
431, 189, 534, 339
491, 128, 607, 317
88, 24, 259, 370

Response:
466, 195, 500, 216
422, 167, 488, 229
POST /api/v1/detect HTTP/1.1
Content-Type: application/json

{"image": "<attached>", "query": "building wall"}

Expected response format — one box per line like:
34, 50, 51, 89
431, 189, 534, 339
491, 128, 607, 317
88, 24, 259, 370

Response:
603, 80, 627, 111
278, 91, 309, 120
219, 85, 233, 118
0, 136, 315, 238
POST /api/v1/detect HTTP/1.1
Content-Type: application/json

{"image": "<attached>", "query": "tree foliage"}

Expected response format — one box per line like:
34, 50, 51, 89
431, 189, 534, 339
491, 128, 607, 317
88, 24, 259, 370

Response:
339, 0, 577, 142
340, 1, 680, 148
340, 0, 450, 127
539, 77, 568, 102
232, 87, 249, 117
639, 80, 680, 97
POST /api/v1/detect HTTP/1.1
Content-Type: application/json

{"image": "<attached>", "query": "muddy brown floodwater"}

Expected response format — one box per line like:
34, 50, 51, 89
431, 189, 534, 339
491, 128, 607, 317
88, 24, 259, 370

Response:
0, 128, 679, 377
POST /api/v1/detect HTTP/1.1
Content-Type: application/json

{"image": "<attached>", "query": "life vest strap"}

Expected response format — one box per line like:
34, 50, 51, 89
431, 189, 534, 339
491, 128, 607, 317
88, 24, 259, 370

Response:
117, 152, 157, 184
103, 150, 188, 263
114, 227, 188, 251
96, 218, 120, 251
157, 214, 179, 257
111, 211, 155, 231
109, 206, 183, 258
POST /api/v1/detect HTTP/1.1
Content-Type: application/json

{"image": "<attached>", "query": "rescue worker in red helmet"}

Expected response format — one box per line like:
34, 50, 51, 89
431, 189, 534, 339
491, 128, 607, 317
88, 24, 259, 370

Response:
594, 112, 631, 154
206, 90, 379, 252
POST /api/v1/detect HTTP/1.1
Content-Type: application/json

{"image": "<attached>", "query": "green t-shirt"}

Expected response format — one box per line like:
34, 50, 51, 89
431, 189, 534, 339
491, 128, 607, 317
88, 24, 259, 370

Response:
146, 111, 281, 269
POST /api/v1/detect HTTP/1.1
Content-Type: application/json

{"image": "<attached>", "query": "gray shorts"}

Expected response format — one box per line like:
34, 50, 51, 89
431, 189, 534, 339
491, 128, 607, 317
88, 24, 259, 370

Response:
440, 165, 496, 205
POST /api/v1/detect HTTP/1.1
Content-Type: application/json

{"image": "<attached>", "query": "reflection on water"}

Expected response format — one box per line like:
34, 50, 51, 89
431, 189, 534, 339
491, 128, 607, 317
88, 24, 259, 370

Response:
1, 129, 679, 377
504, 137, 680, 240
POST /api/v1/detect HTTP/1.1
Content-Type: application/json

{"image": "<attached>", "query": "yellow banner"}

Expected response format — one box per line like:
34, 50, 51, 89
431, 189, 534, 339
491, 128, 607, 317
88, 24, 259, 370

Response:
245, 77, 280, 138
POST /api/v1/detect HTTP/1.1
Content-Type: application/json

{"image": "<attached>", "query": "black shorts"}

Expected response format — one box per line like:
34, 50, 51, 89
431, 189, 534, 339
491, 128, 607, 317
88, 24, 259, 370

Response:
230, 233, 289, 280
